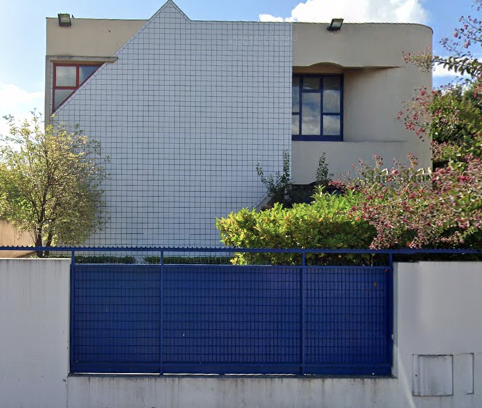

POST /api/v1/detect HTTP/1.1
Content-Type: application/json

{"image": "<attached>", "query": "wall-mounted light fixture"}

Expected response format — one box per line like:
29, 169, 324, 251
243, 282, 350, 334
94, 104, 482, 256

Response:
327, 18, 344, 31
58, 13, 72, 27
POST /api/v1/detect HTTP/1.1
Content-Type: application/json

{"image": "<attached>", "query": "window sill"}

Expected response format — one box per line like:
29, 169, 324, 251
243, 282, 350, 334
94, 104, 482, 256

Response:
292, 136, 343, 141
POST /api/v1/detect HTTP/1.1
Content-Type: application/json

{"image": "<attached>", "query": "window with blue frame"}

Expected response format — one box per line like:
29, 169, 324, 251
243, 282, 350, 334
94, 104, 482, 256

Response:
292, 75, 343, 141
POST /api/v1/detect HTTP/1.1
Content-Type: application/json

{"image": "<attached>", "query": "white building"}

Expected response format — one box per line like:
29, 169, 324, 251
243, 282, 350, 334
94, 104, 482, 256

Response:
45, 1, 432, 247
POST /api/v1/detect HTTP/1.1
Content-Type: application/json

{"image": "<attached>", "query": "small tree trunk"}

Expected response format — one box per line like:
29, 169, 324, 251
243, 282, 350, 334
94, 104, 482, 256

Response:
35, 232, 43, 258
44, 232, 54, 257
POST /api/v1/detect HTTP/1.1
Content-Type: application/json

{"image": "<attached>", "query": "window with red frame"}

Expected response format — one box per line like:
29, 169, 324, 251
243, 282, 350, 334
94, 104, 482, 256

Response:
53, 64, 102, 111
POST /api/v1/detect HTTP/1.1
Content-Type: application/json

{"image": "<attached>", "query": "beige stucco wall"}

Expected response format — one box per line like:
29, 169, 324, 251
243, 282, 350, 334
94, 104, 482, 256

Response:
293, 22, 432, 68
46, 18, 145, 57
292, 22, 432, 182
45, 18, 145, 117
0, 219, 34, 257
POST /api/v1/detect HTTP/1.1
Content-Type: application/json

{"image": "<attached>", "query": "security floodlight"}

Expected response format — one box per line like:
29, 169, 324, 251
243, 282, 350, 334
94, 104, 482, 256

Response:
58, 13, 72, 27
328, 18, 344, 31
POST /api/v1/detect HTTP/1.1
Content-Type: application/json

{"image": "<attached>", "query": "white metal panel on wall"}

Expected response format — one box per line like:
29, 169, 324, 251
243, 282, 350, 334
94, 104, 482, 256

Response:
412, 355, 453, 396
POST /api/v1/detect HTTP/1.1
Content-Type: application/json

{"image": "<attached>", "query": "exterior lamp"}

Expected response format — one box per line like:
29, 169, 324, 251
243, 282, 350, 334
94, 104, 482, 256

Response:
328, 18, 344, 31
58, 13, 72, 27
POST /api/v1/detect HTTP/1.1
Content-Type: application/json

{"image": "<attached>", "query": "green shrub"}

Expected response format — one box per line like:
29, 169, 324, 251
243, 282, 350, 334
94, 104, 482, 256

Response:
315, 152, 333, 187
75, 255, 136, 264
256, 151, 334, 208
344, 154, 482, 249
144, 256, 231, 265
216, 188, 376, 265
256, 149, 292, 206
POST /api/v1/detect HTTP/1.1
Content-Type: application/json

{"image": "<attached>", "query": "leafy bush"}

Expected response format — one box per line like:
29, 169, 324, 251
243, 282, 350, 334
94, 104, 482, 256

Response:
75, 255, 136, 264
256, 151, 334, 208
315, 152, 333, 186
144, 256, 231, 265
344, 154, 482, 249
33, 255, 137, 264
256, 150, 292, 206
216, 188, 376, 265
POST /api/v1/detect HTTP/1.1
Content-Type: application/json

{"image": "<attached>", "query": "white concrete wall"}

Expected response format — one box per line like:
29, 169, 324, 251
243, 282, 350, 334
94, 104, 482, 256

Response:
52, 1, 292, 247
0, 259, 70, 408
394, 261, 482, 408
2, 260, 481, 408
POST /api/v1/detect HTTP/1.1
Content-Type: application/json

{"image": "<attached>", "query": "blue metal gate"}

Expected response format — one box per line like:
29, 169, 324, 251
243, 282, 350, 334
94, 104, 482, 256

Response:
70, 250, 393, 376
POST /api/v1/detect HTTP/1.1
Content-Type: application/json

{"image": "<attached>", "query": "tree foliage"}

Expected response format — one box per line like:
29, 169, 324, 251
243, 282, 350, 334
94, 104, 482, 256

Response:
343, 155, 482, 249
401, 0, 482, 163
0, 113, 108, 255
400, 83, 482, 164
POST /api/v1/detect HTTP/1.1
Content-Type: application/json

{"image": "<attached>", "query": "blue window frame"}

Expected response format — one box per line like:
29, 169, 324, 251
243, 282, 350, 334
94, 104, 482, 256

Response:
292, 75, 343, 141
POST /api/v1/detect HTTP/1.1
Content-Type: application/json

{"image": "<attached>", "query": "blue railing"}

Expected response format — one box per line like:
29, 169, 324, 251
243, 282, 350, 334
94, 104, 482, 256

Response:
2, 247, 481, 376
70, 248, 393, 376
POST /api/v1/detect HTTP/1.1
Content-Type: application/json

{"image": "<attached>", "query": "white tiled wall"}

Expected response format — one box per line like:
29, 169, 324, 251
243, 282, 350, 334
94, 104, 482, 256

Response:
53, 1, 292, 247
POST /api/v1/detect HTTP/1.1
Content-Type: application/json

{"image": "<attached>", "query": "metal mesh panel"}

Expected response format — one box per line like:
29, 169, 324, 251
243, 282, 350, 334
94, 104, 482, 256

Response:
73, 265, 160, 373
163, 266, 300, 373
72, 261, 391, 375
305, 266, 390, 375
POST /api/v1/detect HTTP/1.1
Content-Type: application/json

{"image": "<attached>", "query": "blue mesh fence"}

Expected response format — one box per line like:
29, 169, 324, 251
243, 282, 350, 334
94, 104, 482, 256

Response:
304, 266, 390, 374
69, 251, 393, 376
73, 265, 161, 373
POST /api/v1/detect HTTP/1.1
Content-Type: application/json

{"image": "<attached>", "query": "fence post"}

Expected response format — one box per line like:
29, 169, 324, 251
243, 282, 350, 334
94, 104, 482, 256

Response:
159, 250, 164, 376
70, 250, 75, 374
387, 252, 394, 370
301, 251, 306, 375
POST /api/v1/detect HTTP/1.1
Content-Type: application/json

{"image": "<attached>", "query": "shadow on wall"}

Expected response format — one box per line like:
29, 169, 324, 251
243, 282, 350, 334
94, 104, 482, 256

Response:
0, 219, 34, 258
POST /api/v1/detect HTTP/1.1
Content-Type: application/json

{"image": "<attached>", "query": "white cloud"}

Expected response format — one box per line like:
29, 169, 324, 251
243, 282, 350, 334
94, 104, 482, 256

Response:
259, 0, 428, 24
0, 82, 44, 136
259, 14, 285, 22
432, 65, 463, 78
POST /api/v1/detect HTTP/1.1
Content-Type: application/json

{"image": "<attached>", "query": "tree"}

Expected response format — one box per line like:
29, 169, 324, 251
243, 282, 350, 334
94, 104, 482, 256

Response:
0, 113, 108, 256
401, 0, 482, 164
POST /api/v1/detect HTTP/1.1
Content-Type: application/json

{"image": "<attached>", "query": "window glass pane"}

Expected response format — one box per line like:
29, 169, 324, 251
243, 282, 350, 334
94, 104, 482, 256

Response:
54, 89, 74, 110
323, 115, 341, 136
292, 77, 300, 113
292, 115, 300, 135
303, 78, 320, 90
301, 93, 321, 135
323, 90, 341, 113
79, 65, 99, 84
56, 66, 76, 87
324, 76, 341, 91
323, 76, 341, 113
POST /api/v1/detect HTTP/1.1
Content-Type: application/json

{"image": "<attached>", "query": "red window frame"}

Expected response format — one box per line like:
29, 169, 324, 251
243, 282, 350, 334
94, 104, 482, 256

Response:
52, 63, 102, 112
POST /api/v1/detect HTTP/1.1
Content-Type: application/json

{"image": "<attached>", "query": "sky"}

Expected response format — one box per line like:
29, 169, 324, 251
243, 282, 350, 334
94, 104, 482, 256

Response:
0, 0, 476, 135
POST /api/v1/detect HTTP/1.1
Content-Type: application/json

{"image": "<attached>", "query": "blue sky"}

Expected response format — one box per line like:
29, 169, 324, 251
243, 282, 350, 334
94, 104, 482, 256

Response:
0, 0, 475, 133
